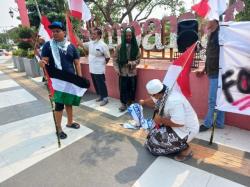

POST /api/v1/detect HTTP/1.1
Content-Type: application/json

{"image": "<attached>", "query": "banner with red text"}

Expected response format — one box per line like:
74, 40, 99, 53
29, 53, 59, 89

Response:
216, 22, 250, 115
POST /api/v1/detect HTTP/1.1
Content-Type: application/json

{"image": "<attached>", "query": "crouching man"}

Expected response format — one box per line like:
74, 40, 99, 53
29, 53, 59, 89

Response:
140, 79, 199, 161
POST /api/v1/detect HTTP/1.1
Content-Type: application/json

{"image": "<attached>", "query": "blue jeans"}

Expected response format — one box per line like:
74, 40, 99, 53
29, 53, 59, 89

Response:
204, 75, 225, 128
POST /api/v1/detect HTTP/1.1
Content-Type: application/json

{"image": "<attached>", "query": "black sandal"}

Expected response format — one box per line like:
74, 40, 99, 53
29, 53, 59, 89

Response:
66, 122, 80, 129
57, 131, 67, 139
174, 151, 193, 162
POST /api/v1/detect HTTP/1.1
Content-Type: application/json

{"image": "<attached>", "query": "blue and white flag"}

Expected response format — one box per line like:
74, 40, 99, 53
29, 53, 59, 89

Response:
127, 103, 154, 129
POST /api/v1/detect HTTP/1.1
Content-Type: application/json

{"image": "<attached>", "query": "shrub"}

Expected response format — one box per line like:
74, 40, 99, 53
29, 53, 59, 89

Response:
27, 50, 35, 59
18, 42, 32, 50
17, 27, 34, 51
19, 49, 28, 57
14, 49, 22, 56
77, 47, 87, 57
12, 50, 18, 56
18, 27, 33, 39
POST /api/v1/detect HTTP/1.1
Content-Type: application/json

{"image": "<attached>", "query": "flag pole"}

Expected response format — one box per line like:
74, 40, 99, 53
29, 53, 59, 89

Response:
173, 41, 216, 145
34, 38, 61, 149
43, 67, 61, 148
182, 41, 216, 145
155, 42, 198, 118
180, 41, 198, 71
34, 0, 42, 19
209, 112, 217, 145
33, 2, 61, 148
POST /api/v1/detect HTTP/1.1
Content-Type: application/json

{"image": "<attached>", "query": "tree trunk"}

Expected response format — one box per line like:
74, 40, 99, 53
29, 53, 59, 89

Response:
106, 14, 114, 25
128, 12, 133, 22
229, 0, 236, 5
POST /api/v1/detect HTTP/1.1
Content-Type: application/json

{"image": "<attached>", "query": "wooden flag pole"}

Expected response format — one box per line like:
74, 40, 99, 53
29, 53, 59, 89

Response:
33, 1, 61, 148
43, 67, 61, 148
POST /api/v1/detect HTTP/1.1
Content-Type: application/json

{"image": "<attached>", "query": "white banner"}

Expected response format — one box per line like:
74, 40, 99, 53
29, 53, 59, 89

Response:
217, 22, 250, 115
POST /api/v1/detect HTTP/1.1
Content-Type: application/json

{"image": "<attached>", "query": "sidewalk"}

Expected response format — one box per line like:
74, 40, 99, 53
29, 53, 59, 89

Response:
0, 56, 249, 187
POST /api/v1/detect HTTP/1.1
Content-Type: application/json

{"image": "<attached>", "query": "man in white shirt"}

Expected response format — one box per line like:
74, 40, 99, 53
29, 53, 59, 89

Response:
79, 28, 110, 106
140, 79, 199, 161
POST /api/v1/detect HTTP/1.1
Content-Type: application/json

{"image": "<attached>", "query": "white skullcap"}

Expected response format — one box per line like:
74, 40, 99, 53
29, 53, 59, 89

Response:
126, 27, 132, 32
39, 36, 46, 40
146, 79, 163, 95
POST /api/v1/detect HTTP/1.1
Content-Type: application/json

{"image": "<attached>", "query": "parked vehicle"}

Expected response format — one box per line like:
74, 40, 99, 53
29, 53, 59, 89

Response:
0, 49, 5, 56
0, 49, 8, 56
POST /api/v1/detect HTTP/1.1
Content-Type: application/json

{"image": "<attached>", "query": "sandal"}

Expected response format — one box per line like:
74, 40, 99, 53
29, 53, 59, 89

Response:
119, 104, 127, 112
66, 122, 80, 129
174, 151, 193, 162
57, 131, 67, 139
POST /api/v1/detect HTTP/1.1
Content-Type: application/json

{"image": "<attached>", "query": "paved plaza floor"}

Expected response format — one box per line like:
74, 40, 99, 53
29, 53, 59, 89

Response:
0, 56, 249, 187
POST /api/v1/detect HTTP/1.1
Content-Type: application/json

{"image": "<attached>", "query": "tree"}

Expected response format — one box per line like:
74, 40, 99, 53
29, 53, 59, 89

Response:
236, 0, 250, 21
0, 33, 7, 44
25, 0, 84, 38
0, 27, 20, 50
26, 0, 67, 28
17, 27, 35, 51
87, 0, 184, 25
25, 0, 185, 27
8, 27, 20, 42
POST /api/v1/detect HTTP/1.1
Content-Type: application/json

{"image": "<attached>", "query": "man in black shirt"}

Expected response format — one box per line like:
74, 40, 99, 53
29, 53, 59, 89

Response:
196, 20, 225, 132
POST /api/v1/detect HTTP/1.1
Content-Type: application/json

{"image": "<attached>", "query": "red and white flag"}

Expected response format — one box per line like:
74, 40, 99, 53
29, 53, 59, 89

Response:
66, 14, 78, 47
192, 0, 227, 21
38, 16, 52, 41
82, 0, 91, 21
163, 42, 197, 97
68, 0, 91, 21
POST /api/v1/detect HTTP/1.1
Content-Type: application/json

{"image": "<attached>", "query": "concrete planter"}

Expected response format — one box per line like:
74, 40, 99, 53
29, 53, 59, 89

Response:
16, 57, 25, 72
23, 58, 41, 77
12, 56, 17, 68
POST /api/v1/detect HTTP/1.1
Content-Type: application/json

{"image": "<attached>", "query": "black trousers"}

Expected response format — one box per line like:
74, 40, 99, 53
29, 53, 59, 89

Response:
91, 73, 108, 99
119, 76, 137, 105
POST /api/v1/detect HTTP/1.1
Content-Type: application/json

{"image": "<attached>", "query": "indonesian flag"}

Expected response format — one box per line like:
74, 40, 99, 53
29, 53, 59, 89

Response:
45, 66, 90, 106
192, 0, 227, 21
38, 16, 52, 41
82, 1, 91, 21
68, 0, 91, 21
66, 14, 78, 47
163, 42, 197, 97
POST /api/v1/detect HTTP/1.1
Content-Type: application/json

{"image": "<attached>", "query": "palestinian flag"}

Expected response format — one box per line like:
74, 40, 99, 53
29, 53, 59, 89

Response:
45, 67, 90, 106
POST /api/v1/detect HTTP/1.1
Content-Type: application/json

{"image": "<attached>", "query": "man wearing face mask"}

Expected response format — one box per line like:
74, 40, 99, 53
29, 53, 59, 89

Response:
78, 27, 110, 106
113, 27, 140, 112
140, 79, 199, 161
39, 21, 83, 139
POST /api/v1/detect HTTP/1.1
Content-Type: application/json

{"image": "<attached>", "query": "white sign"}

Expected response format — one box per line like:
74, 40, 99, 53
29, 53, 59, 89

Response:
217, 22, 250, 115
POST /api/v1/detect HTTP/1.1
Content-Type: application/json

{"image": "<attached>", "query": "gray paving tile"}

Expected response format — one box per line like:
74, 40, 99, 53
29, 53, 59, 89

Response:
0, 100, 51, 126
0, 75, 10, 81
1, 125, 156, 187
0, 86, 22, 93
